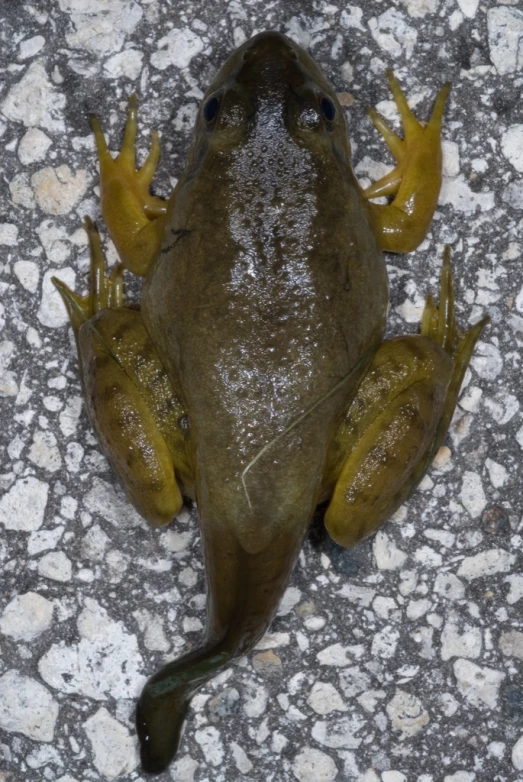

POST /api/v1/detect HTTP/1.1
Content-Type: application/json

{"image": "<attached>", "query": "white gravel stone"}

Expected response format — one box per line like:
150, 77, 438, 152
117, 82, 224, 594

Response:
317, 643, 362, 667
382, 772, 407, 782
18, 127, 52, 164
440, 174, 495, 214
457, 0, 479, 18
13, 260, 40, 293
470, 341, 503, 380
485, 458, 509, 488
28, 526, 65, 555
434, 573, 466, 601
501, 125, 523, 173
368, 9, 417, 59
38, 598, 145, 699
512, 735, 523, 771
311, 714, 365, 749
0, 476, 49, 531
103, 49, 144, 80
459, 471, 486, 518
484, 391, 519, 424
307, 682, 347, 715
194, 726, 224, 767
457, 548, 516, 580
277, 585, 302, 615
1, 61, 66, 132
400, 0, 439, 19
441, 612, 482, 660
373, 530, 407, 570
9, 171, 36, 208
59, 395, 83, 437
487, 7, 523, 75
230, 741, 253, 774
0, 670, 59, 742
0, 592, 54, 641
0, 223, 18, 246
499, 630, 523, 661
171, 755, 199, 782
133, 608, 170, 652
60, 0, 143, 57
444, 773, 476, 782
386, 689, 429, 738
453, 659, 505, 708
28, 430, 62, 472
37, 267, 76, 328
32, 165, 90, 215
84, 476, 143, 527
151, 28, 205, 70
505, 574, 523, 604
19, 35, 46, 59
38, 551, 73, 582
292, 746, 338, 782
83, 707, 138, 779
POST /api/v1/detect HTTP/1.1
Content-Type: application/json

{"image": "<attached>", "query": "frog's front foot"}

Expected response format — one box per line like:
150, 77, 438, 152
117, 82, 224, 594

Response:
91, 95, 170, 275
364, 71, 450, 253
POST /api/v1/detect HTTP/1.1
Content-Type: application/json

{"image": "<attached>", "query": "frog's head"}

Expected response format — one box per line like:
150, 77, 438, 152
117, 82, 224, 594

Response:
187, 31, 351, 169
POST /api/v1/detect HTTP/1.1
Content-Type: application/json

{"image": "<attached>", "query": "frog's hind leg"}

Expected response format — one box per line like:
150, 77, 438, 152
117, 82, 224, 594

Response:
363, 71, 450, 253
52, 221, 192, 526
91, 95, 171, 276
323, 248, 488, 547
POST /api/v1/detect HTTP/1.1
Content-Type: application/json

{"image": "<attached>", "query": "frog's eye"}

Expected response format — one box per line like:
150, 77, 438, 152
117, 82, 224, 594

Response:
203, 95, 220, 123
320, 97, 336, 123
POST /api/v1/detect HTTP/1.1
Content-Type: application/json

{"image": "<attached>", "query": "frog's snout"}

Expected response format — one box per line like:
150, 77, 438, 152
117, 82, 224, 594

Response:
241, 31, 297, 63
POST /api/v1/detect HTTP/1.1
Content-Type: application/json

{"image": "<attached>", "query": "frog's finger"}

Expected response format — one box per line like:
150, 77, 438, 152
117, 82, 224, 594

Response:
435, 246, 455, 353
118, 94, 138, 168
108, 264, 124, 309
84, 217, 110, 313
428, 82, 451, 130
367, 108, 404, 160
387, 69, 422, 138
138, 130, 161, 187
363, 168, 402, 199
91, 114, 113, 165
52, 276, 92, 331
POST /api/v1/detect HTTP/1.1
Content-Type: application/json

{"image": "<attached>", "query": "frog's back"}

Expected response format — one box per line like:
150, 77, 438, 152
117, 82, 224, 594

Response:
143, 32, 388, 551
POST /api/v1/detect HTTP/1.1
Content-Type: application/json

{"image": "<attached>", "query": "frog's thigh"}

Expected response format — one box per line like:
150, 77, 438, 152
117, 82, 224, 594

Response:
78, 309, 184, 527
325, 336, 452, 547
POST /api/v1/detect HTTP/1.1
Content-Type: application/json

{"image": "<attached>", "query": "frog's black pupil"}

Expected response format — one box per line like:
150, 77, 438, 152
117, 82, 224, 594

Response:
204, 96, 220, 122
320, 97, 336, 122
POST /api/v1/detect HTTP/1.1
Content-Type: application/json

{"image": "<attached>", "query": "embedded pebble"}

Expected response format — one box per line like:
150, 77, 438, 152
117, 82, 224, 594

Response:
0, 670, 59, 741
0, 476, 49, 531
311, 714, 365, 749
38, 551, 72, 582
1, 60, 65, 132
61, 0, 143, 57
37, 267, 76, 328
368, 9, 417, 59
292, 747, 338, 782
499, 631, 523, 661
28, 430, 62, 472
32, 165, 90, 215
103, 49, 143, 80
18, 127, 52, 164
512, 735, 523, 772
459, 471, 486, 518
386, 689, 429, 738
307, 682, 348, 715
453, 659, 505, 708
457, 549, 516, 580
0, 592, 54, 641
487, 7, 523, 75
230, 741, 253, 774
83, 707, 138, 779
194, 726, 224, 767
39, 598, 145, 699
0, 223, 18, 246
151, 28, 205, 70
13, 260, 40, 293
373, 530, 407, 570
441, 613, 482, 661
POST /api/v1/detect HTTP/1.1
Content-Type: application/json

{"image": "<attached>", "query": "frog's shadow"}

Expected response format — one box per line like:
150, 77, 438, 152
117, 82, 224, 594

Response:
307, 502, 374, 578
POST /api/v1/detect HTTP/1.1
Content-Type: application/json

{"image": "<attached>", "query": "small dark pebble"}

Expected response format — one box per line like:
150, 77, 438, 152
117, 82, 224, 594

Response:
482, 505, 511, 535
501, 683, 523, 726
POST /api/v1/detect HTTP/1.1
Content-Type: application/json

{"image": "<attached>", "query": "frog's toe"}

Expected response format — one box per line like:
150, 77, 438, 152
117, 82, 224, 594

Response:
53, 219, 124, 333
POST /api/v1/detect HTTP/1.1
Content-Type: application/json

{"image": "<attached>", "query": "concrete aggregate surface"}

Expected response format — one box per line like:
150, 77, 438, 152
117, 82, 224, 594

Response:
0, 1, 522, 780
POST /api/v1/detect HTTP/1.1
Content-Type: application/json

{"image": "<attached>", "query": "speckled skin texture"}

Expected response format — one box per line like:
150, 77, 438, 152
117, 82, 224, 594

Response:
0, 2, 522, 782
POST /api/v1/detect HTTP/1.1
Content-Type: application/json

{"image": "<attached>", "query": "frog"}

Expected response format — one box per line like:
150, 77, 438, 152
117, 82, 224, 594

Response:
53, 31, 487, 774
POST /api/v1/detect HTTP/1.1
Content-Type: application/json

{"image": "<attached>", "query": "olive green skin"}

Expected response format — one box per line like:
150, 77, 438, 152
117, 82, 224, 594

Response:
137, 32, 387, 769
